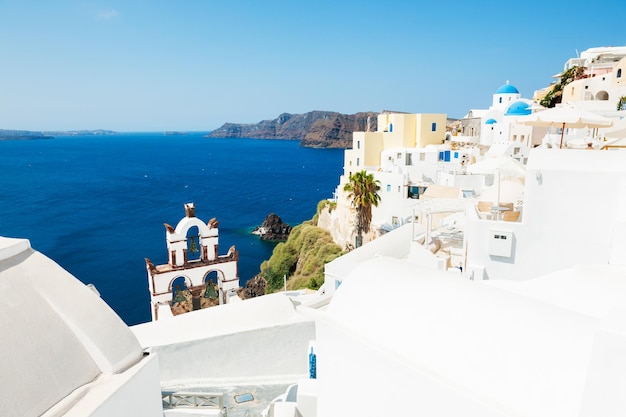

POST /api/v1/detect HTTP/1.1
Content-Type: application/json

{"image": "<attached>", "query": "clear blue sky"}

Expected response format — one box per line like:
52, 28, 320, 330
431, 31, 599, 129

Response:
1, 1, 625, 132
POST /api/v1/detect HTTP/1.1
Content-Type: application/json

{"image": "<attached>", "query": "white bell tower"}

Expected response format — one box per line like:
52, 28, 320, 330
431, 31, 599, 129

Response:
144, 203, 240, 321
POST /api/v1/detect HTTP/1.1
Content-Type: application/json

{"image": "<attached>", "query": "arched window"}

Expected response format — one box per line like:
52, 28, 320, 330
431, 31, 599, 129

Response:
596, 90, 609, 101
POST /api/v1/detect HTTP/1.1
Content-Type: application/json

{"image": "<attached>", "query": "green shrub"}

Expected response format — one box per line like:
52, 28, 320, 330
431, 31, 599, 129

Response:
260, 221, 343, 293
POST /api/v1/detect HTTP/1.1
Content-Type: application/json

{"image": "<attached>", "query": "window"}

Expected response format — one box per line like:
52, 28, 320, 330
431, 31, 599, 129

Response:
356, 157, 360, 166
387, 184, 391, 192
596, 91, 609, 101
357, 140, 360, 149
389, 123, 393, 132
499, 97, 502, 103
405, 153, 413, 166
618, 68, 622, 78
431, 122, 437, 132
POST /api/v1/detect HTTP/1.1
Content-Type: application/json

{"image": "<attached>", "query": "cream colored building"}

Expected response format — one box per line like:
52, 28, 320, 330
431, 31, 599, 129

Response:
326, 112, 449, 249
342, 112, 447, 178
561, 55, 626, 113
530, 46, 626, 144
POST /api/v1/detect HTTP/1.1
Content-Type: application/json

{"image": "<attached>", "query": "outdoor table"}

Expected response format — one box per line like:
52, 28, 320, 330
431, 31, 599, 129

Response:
491, 206, 511, 220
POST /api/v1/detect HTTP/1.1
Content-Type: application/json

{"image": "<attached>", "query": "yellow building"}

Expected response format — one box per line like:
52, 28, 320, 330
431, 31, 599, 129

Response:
378, 112, 447, 148
343, 112, 447, 178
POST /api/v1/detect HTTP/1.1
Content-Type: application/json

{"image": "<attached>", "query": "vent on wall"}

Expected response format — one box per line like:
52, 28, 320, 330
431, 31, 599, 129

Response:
488, 230, 513, 257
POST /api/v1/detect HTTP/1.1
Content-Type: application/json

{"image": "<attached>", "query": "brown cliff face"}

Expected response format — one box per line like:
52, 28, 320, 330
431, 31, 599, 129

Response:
206, 111, 378, 148
301, 112, 378, 148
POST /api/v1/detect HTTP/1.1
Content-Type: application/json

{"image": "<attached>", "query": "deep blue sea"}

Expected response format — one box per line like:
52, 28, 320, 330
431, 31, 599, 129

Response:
0, 133, 344, 325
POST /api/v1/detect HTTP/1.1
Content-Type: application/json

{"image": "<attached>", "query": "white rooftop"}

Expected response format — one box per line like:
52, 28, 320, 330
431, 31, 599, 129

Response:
0, 237, 161, 417
319, 256, 626, 416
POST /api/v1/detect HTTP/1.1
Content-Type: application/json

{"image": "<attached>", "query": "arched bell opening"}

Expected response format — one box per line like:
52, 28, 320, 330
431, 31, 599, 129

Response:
201, 270, 223, 309
186, 225, 201, 262
170, 276, 192, 315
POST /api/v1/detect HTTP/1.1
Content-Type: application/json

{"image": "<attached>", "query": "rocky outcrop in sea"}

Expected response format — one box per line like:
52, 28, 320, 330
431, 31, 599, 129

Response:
252, 213, 292, 241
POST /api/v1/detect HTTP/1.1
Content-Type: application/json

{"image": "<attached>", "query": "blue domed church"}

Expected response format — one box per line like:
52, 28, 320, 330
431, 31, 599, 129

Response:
460, 81, 534, 148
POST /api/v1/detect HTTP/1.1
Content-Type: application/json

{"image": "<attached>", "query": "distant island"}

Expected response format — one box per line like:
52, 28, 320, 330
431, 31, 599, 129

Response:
206, 111, 379, 148
43, 129, 117, 136
0, 129, 117, 140
0, 129, 53, 140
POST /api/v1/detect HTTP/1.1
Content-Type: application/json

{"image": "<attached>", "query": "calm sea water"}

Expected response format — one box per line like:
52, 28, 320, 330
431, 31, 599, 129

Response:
0, 133, 344, 325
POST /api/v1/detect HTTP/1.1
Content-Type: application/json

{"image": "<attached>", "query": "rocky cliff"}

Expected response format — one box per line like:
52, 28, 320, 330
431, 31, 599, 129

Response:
206, 111, 378, 148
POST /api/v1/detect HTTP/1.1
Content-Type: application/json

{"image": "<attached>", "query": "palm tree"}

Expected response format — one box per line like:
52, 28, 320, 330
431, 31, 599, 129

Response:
344, 170, 381, 248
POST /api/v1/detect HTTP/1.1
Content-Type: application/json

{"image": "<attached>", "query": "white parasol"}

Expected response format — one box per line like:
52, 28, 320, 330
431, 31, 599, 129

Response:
466, 155, 526, 178
518, 106, 613, 148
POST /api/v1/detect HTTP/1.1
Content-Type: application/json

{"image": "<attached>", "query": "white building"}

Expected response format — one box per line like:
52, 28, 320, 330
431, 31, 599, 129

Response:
533, 45, 626, 143
459, 81, 535, 148
560, 49, 626, 114
311, 146, 626, 417
322, 111, 484, 249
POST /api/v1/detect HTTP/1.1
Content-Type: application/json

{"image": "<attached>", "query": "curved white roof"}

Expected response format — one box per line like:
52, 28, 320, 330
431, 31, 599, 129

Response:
0, 237, 143, 416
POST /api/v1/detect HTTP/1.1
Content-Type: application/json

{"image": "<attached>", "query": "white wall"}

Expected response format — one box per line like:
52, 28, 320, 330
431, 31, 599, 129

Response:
133, 294, 315, 385
316, 257, 605, 416
55, 355, 164, 417
151, 322, 314, 384
465, 149, 626, 281
316, 317, 509, 417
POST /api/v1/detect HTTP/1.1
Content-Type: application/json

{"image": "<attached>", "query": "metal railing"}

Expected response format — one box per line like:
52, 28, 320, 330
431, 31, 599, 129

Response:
162, 391, 226, 415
